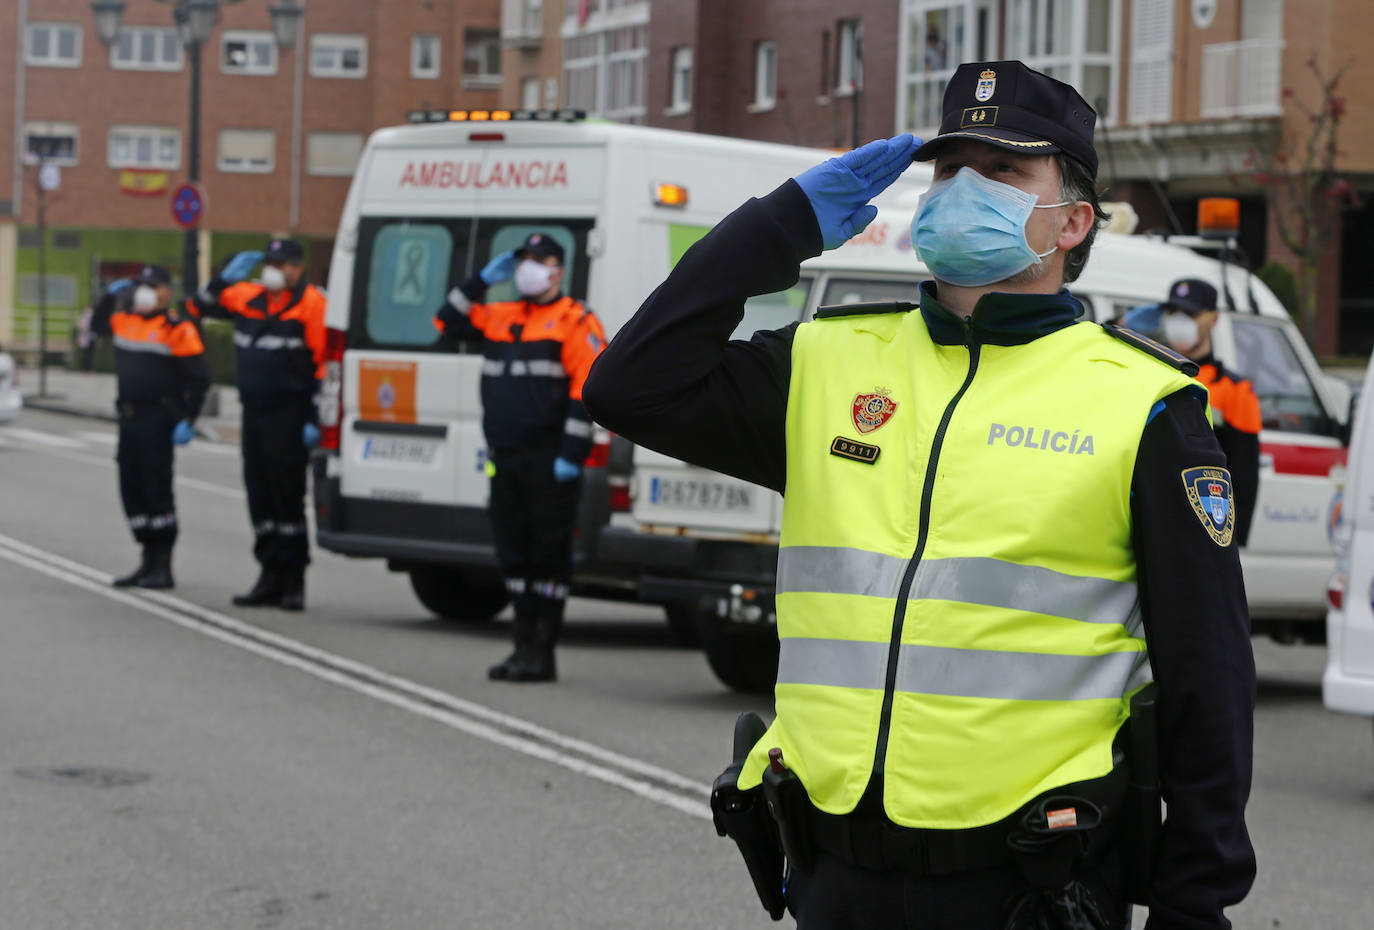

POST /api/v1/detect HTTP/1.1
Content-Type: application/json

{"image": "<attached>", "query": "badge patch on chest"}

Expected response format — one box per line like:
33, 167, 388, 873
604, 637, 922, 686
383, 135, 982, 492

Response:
831, 436, 880, 464
1182, 466, 1235, 546
852, 388, 897, 434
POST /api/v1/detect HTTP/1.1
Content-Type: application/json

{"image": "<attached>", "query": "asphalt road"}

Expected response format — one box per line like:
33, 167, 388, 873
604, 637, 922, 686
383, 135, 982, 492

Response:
1, 408, 1371, 929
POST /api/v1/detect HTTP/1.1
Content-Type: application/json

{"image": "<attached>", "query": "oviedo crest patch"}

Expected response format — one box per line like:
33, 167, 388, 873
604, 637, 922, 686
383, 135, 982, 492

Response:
852, 389, 897, 435
1182, 466, 1235, 546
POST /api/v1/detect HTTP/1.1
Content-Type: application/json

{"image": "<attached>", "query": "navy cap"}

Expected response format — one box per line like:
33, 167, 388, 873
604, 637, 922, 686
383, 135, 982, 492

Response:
264, 237, 305, 262
516, 232, 564, 265
137, 264, 172, 286
1163, 278, 1218, 315
912, 60, 1099, 177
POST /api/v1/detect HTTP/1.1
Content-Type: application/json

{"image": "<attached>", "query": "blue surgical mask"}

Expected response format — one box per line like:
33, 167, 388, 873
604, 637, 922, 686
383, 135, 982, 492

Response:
911, 167, 1068, 287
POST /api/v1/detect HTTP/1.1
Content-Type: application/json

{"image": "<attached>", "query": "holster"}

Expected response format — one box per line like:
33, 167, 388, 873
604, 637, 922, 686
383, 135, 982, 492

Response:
1119, 684, 1162, 905
710, 712, 786, 921
761, 749, 815, 875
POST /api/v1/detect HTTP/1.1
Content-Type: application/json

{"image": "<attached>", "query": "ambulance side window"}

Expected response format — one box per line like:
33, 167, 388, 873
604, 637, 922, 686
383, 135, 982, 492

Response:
364, 223, 453, 347
731, 278, 812, 340
1229, 316, 1332, 435
820, 277, 918, 308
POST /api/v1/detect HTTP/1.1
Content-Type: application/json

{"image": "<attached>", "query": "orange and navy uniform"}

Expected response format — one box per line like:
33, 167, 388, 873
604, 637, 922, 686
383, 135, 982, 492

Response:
435, 282, 605, 462
92, 294, 209, 419
191, 279, 327, 408
1197, 355, 1262, 546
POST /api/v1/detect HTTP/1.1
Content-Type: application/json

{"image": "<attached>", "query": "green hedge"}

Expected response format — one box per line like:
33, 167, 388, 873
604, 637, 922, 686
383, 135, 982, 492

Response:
1257, 261, 1300, 322
71, 318, 238, 386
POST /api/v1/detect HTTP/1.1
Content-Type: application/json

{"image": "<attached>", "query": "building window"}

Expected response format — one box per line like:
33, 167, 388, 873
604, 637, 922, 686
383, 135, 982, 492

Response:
218, 129, 275, 173
111, 26, 182, 71
563, 33, 603, 113
311, 34, 368, 78
23, 122, 80, 166
753, 41, 778, 110
606, 25, 647, 122
1005, 0, 1119, 121
411, 34, 440, 79
462, 29, 500, 86
19, 274, 79, 308
836, 19, 862, 93
669, 46, 692, 113
222, 30, 277, 75
1129, 0, 1172, 123
25, 23, 82, 67
307, 131, 365, 176
521, 77, 541, 110
108, 126, 181, 170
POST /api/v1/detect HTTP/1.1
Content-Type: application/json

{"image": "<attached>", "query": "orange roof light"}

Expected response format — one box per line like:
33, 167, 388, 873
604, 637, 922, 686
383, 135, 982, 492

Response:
492, 110, 513, 121
1198, 197, 1240, 240
655, 183, 689, 207
448, 110, 469, 121
469, 110, 491, 122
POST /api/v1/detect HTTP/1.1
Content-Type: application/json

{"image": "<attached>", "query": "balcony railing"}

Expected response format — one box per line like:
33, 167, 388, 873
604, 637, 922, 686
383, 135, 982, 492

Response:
1201, 39, 1285, 119
501, 0, 542, 47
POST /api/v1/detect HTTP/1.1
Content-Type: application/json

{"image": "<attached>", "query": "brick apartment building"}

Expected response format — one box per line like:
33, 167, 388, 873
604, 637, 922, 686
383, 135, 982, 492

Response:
0, 0, 502, 351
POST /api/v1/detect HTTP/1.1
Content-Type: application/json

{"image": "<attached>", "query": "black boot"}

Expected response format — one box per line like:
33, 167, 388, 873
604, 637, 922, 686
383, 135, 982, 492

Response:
489, 611, 537, 680
504, 597, 563, 683
136, 544, 174, 589
233, 569, 283, 606
112, 547, 152, 588
279, 569, 306, 612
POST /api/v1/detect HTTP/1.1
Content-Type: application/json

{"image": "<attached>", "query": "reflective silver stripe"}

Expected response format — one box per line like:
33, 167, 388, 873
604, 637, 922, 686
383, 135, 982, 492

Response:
114, 335, 171, 355
148, 513, 177, 529
482, 359, 505, 377
911, 558, 1138, 626
530, 579, 570, 600
778, 638, 1151, 701
526, 359, 565, 377
775, 546, 908, 599
505, 578, 526, 594
895, 644, 1150, 702
253, 520, 276, 536
510, 360, 528, 376
235, 332, 304, 350
487, 358, 568, 379
776, 638, 889, 691
276, 522, 308, 536
447, 286, 471, 314
564, 418, 593, 439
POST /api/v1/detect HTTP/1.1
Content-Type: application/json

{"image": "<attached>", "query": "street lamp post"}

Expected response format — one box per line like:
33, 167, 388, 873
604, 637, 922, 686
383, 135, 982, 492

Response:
91, 0, 303, 299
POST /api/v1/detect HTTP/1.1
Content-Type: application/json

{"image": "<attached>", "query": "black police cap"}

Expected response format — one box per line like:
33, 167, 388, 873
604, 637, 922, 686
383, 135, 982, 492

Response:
516, 232, 564, 265
264, 237, 305, 262
912, 60, 1098, 177
1164, 278, 1218, 316
137, 264, 172, 286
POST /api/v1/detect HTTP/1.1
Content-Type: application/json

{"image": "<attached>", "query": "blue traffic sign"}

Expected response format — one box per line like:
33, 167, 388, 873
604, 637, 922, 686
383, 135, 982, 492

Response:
170, 182, 207, 229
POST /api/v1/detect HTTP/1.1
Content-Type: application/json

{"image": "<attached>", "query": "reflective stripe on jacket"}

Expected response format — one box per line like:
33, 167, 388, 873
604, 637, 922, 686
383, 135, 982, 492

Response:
193, 280, 327, 405
738, 310, 1199, 830
109, 309, 209, 416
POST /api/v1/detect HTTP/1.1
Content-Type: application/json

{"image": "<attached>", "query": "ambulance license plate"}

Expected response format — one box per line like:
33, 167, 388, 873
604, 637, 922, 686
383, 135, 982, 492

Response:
360, 436, 438, 465
647, 476, 753, 511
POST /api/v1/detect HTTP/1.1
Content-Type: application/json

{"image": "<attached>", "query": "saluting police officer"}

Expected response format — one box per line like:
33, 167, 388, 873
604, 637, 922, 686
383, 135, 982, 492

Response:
434, 233, 606, 683
586, 62, 1256, 928
194, 239, 327, 611
93, 266, 209, 589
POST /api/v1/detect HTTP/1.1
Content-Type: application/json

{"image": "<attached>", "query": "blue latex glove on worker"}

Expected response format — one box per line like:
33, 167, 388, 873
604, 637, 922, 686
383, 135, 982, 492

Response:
221, 250, 264, 283
1122, 304, 1164, 338
303, 423, 321, 449
794, 134, 921, 250
553, 457, 582, 483
107, 278, 134, 295
172, 420, 195, 445
480, 251, 518, 286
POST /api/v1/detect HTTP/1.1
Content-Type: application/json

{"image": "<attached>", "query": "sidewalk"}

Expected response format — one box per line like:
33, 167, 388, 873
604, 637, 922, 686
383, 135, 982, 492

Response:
19, 367, 243, 444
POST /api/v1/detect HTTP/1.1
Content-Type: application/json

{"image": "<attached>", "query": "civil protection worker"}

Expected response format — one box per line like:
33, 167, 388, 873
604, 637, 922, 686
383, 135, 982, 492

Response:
585, 61, 1256, 928
1124, 281, 1262, 545
193, 238, 326, 611
92, 266, 209, 589
433, 233, 606, 683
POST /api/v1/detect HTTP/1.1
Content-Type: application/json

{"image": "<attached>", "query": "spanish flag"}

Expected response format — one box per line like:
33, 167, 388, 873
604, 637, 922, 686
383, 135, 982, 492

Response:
119, 168, 170, 197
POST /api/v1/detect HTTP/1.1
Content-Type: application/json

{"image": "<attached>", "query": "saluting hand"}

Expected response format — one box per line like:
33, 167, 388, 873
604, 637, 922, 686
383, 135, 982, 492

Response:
221, 250, 264, 283
794, 134, 921, 250
480, 251, 518, 286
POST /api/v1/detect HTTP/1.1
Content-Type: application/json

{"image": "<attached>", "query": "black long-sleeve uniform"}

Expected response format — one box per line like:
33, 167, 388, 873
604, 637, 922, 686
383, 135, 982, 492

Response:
583, 182, 1256, 929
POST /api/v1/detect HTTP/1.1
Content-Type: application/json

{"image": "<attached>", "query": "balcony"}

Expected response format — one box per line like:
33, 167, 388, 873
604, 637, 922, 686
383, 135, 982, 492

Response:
1201, 39, 1285, 119
501, 0, 543, 49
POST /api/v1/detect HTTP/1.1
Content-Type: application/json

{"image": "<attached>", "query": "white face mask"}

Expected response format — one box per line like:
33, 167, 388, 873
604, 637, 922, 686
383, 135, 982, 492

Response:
514, 259, 556, 298
132, 285, 159, 313
1163, 312, 1200, 353
260, 265, 287, 291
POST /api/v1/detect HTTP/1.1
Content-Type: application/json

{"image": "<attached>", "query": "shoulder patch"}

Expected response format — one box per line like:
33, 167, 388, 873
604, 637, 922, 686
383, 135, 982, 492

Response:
1101, 322, 1199, 376
1182, 466, 1235, 547
814, 301, 919, 320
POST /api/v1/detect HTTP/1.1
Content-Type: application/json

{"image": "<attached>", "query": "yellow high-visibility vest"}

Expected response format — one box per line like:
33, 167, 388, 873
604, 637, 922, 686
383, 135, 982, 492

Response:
739, 305, 1200, 829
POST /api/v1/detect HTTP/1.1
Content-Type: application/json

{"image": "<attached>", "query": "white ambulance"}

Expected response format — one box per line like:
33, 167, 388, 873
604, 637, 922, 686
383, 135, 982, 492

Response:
312, 113, 930, 632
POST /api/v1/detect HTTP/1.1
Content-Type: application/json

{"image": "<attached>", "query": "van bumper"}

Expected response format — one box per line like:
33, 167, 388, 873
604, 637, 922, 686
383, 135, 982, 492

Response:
595, 526, 778, 610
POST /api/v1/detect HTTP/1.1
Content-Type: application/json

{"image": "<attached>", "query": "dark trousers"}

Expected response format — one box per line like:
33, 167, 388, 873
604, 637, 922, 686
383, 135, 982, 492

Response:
488, 441, 581, 626
117, 409, 178, 547
242, 401, 311, 572
785, 852, 1128, 930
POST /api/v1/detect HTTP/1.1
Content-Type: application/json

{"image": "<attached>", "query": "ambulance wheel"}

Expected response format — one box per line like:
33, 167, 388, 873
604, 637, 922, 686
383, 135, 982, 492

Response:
409, 566, 509, 621
663, 602, 703, 646
702, 624, 778, 694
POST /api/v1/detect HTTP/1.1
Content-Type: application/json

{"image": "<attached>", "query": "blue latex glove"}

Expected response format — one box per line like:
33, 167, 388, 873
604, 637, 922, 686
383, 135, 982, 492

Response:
553, 457, 582, 483
172, 420, 195, 445
480, 250, 518, 286
221, 250, 264, 283
794, 134, 921, 250
107, 278, 134, 295
303, 422, 321, 449
1122, 303, 1164, 337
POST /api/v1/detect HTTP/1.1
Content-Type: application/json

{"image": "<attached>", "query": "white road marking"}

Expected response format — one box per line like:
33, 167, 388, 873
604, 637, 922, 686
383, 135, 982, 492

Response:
75, 430, 118, 445
0, 532, 714, 821
2, 426, 88, 448
1, 440, 246, 500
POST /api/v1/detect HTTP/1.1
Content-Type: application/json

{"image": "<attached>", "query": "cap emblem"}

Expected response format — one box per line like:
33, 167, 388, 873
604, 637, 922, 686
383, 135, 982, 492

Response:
975, 69, 997, 102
